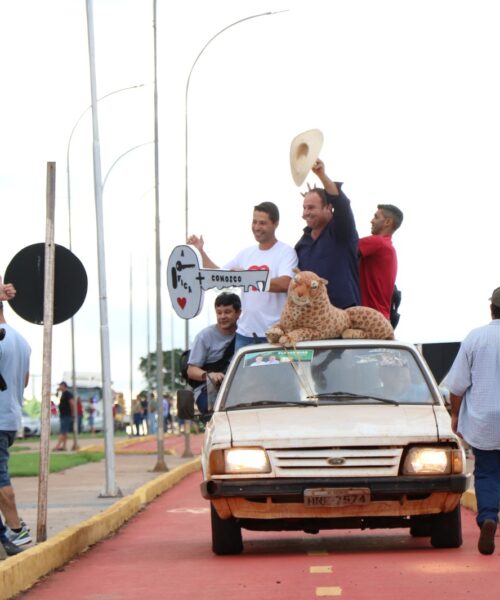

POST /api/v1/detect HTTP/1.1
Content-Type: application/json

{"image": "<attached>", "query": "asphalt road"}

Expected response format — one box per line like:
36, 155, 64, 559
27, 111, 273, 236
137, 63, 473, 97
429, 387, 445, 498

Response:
19, 470, 499, 600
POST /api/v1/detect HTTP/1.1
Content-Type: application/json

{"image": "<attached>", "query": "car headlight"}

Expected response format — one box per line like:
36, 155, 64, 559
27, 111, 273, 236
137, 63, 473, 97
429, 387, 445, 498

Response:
402, 447, 464, 475
209, 448, 271, 474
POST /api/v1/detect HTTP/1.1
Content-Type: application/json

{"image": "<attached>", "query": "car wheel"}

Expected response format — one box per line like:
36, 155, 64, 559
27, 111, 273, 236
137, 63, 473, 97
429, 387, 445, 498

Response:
409, 518, 431, 537
430, 504, 463, 548
211, 504, 243, 555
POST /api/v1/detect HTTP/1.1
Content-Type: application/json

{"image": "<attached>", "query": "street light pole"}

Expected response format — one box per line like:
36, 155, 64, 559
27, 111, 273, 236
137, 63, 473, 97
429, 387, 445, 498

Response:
85, 0, 119, 497
66, 82, 147, 434
101, 142, 154, 190
183, 9, 288, 349
152, 0, 167, 472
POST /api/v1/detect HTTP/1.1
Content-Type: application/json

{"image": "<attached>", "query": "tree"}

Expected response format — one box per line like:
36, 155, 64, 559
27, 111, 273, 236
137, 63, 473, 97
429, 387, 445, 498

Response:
138, 348, 185, 392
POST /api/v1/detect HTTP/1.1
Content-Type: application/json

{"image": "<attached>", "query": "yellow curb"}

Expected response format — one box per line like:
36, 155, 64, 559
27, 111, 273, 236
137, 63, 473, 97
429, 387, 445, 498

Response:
77, 437, 139, 454
0, 457, 201, 600
79, 435, 181, 455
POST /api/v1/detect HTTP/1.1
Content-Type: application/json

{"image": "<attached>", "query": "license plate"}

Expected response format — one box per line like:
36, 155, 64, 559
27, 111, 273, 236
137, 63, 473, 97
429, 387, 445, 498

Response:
304, 487, 370, 507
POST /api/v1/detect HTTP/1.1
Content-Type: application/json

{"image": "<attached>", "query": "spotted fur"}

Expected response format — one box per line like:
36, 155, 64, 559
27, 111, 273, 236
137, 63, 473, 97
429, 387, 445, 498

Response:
266, 269, 394, 345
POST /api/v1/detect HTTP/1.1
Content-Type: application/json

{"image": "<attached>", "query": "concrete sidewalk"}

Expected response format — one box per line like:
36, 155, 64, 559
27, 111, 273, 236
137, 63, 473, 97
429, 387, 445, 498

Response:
0, 432, 203, 599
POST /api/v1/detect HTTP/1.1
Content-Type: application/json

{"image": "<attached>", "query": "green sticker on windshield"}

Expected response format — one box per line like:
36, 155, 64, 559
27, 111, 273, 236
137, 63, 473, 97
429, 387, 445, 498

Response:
243, 349, 314, 367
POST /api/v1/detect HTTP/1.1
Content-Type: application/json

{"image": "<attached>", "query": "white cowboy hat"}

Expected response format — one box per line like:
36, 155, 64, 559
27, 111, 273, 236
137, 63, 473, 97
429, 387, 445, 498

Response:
289, 128, 324, 186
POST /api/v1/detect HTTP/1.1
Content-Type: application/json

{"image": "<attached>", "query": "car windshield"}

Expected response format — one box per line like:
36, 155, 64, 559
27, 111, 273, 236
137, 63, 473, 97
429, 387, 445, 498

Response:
221, 346, 435, 410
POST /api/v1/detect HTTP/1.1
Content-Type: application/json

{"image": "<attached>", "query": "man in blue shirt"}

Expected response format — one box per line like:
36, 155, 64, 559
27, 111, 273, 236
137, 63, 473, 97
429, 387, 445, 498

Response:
0, 300, 31, 555
447, 286, 500, 555
295, 159, 360, 308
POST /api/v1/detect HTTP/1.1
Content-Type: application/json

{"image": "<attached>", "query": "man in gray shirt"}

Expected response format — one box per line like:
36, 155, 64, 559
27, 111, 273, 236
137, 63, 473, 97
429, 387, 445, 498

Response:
187, 292, 241, 414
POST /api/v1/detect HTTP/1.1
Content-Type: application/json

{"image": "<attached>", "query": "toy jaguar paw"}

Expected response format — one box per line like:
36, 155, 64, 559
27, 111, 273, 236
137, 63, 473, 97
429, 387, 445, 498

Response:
266, 326, 284, 344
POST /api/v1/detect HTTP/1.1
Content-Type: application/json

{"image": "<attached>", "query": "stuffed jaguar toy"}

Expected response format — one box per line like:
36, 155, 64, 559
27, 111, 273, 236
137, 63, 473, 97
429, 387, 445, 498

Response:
266, 269, 395, 346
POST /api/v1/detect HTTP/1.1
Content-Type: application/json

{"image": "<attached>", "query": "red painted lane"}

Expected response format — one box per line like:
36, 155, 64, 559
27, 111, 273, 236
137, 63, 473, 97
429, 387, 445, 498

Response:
21, 473, 499, 600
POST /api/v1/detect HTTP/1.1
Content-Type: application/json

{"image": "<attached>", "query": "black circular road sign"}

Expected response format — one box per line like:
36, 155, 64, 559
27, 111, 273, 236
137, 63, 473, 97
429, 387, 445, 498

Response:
4, 243, 88, 325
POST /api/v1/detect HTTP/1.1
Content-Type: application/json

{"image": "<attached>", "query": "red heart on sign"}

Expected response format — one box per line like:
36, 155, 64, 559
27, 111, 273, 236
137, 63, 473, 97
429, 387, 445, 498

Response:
177, 297, 187, 309
248, 265, 269, 291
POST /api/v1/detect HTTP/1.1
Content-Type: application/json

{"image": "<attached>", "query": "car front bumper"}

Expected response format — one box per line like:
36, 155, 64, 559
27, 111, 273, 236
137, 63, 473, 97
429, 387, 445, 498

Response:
202, 474, 471, 521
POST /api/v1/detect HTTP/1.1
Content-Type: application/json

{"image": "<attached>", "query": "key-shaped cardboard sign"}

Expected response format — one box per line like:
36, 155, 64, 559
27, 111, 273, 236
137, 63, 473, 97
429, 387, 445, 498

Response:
167, 245, 270, 319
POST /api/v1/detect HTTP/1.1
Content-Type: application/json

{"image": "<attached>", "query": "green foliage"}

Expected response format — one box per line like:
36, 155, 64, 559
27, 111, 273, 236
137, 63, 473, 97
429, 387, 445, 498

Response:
23, 398, 42, 417
9, 451, 104, 477
138, 348, 185, 392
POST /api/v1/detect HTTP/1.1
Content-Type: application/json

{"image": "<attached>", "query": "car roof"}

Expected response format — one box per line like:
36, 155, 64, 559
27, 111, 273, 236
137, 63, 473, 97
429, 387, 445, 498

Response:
234, 339, 419, 358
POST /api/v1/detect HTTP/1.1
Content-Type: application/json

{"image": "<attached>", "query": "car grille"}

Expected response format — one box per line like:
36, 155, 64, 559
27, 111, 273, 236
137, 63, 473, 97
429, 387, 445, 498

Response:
269, 447, 403, 477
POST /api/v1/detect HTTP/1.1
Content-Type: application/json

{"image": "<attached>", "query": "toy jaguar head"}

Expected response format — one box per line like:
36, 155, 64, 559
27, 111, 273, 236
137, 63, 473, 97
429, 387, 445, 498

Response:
288, 269, 329, 306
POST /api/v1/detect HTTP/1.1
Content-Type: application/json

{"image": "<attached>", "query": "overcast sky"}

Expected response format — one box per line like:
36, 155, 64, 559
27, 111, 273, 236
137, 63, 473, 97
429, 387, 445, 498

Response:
2, 0, 500, 402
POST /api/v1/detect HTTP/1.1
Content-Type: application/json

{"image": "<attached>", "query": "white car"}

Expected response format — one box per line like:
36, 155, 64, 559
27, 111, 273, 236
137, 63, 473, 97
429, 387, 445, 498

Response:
199, 340, 470, 555
21, 411, 41, 437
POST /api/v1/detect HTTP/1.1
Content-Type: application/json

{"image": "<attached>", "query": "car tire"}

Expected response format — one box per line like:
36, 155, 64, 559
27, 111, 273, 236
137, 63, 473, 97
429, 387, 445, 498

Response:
211, 504, 243, 555
409, 518, 431, 537
430, 504, 463, 548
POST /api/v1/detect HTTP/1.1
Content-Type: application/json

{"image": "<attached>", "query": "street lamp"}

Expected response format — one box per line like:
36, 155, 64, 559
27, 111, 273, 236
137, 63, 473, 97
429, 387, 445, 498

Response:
183, 10, 288, 349
66, 83, 147, 451
101, 142, 153, 190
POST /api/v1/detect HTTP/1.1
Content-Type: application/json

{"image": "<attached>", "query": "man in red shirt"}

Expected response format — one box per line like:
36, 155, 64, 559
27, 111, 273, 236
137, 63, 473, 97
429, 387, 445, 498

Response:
358, 204, 403, 321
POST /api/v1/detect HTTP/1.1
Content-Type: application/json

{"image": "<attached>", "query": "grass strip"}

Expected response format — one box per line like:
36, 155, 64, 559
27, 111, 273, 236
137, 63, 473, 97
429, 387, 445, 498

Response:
9, 452, 104, 477
9, 446, 31, 453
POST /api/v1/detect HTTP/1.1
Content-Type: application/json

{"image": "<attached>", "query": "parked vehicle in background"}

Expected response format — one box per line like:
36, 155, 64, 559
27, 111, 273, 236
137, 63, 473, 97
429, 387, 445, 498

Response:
199, 340, 470, 555
21, 410, 41, 437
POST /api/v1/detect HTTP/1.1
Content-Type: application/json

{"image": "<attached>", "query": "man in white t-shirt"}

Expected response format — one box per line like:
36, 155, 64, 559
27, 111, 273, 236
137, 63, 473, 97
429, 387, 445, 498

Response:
187, 202, 298, 351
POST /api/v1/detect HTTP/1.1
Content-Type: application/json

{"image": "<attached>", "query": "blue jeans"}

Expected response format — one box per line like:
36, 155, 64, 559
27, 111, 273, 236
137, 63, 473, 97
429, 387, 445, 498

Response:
0, 515, 6, 542
472, 447, 500, 527
234, 333, 267, 352
0, 431, 16, 488
148, 413, 157, 434
0, 431, 16, 543
196, 388, 208, 415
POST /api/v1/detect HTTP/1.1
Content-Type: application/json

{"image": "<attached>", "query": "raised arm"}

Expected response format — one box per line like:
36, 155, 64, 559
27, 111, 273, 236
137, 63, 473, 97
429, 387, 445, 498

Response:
312, 158, 339, 196
186, 234, 219, 269
0, 277, 15, 301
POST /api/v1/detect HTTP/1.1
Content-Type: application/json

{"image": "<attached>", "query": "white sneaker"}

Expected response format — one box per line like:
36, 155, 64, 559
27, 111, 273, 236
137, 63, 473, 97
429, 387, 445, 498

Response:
6, 524, 32, 547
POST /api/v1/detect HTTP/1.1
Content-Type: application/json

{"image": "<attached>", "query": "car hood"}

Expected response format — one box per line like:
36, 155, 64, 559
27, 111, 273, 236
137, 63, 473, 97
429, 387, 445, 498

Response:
220, 404, 445, 448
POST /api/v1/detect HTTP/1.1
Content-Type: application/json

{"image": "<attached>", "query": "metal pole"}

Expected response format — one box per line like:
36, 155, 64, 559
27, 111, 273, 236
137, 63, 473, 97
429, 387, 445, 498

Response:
66, 84, 147, 446
146, 263, 153, 434
101, 142, 153, 190
129, 257, 133, 434
36, 162, 56, 542
67, 133, 80, 451
170, 310, 175, 392
85, 0, 120, 497
152, 0, 167, 472
183, 9, 288, 350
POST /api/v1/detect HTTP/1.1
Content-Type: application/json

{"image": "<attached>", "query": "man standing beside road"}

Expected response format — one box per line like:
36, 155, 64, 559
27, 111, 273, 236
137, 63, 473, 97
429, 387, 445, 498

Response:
188, 202, 297, 351
295, 159, 360, 308
0, 300, 31, 555
358, 204, 403, 320
447, 287, 500, 555
53, 381, 75, 451
187, 292, 241, 415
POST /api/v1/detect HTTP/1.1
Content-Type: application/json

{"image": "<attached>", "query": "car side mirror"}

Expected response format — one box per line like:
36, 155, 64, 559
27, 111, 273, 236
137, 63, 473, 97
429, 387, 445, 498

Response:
177, 389, 195, 420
